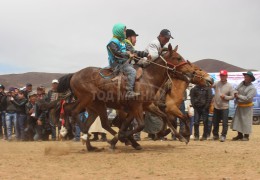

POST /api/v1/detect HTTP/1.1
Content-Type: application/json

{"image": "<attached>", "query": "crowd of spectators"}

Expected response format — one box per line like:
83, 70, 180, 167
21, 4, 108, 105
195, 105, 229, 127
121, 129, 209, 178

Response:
0, 80, 62, 141
0, 70, 257, 142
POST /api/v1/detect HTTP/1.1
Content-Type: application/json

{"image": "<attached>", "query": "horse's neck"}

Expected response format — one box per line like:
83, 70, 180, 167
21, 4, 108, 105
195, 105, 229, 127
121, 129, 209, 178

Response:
170, 79, 188, 101
143, 58, 168, 88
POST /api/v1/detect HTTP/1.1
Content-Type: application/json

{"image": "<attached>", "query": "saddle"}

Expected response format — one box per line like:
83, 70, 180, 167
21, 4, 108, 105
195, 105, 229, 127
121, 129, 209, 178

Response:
100, 66, 143, 80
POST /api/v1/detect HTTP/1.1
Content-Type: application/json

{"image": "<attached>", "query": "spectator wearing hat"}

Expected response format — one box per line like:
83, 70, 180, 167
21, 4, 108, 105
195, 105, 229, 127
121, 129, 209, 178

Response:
125, 29, 151, 59
4, 87, 18, 141
144, 29, 174, 60
10, 90, 28, 141
47, 79, 59, 140
231, 71, 257, 141
0, 84, 8, 139
212, 70, 234, 142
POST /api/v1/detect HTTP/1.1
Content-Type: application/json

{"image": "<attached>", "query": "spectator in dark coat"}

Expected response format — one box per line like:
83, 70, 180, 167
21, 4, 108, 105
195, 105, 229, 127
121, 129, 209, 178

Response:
190, 85, 212, 141
0, 84, 7, 139
4, 87, 18, 141
23, 83, 32, 100
11, 90, 28, 141
47, 79, 59, 141
25, 91, 45, 141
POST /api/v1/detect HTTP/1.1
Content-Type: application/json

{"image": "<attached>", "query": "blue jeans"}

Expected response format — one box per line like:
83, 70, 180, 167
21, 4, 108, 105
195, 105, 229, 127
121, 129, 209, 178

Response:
6, 112, 17, 140
16, 113, 26, 140
194, 108, 209, 138
212, 108, 229, 137
49, 114, 56, 140
74, 112, 87, 140
179, 101, 186, 132
207, 115, 213, 137
51, 126, 56, 140
121, 64, 136, 91
74, 124, 81, 140
1, 111, 7, 139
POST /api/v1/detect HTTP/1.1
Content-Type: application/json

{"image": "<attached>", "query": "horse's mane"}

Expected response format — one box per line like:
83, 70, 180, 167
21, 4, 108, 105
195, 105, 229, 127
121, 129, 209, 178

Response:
57, 74, 74, 93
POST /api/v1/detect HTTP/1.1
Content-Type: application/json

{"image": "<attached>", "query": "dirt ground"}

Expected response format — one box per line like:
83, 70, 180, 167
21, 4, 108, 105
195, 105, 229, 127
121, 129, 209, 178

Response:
1, 126, 260, 180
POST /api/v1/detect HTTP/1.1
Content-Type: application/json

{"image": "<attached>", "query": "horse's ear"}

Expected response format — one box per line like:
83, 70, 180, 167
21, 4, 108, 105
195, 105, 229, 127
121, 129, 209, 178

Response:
187, 60, 191, 65
173, 45, 178, 52
168, 43, 172, 51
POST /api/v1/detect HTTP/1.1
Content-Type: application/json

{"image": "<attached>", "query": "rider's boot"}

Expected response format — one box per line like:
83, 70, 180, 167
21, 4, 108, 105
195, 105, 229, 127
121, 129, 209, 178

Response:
125, 82, 140, 99
125, 91, 140, 99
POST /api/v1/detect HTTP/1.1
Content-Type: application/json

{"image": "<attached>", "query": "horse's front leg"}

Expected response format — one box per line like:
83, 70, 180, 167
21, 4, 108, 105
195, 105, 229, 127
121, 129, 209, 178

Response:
166, 105, 190, 143
146, 103, 186, 142
120, 105, 144, 150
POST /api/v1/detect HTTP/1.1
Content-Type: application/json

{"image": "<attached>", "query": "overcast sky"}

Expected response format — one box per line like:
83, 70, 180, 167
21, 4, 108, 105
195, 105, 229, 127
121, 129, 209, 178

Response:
0, 0, 259, 75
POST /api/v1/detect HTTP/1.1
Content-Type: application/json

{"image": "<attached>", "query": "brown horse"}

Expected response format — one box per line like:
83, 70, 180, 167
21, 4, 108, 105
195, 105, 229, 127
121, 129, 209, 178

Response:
148, 62, 213, 140
57, 44, 213, 151
117, 66, 210, 142
147, 78, 190, 139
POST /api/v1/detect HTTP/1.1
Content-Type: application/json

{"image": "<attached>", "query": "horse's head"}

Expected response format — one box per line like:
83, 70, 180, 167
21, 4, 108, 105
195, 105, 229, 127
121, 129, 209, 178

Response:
163, 44, 213, 87
189, 64, 214, 87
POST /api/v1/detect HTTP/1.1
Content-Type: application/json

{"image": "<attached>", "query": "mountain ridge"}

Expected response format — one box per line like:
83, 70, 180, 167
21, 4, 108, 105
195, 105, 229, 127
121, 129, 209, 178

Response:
0, 59, 257, 89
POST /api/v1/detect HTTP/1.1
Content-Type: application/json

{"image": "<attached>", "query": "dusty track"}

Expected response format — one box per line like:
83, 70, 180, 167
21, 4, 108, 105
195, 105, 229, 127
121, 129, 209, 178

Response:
1, 126, 260, 180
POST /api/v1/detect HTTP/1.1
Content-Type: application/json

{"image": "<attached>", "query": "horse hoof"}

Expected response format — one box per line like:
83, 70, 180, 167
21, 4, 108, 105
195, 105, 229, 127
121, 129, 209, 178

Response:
109, 145, 117, 150
179, 137, 188, 144
133, 145, 142, 150
87, 146, 98, 152
94, 148, 105, 152
125, 140, 132, 146
107, 140, 116, 150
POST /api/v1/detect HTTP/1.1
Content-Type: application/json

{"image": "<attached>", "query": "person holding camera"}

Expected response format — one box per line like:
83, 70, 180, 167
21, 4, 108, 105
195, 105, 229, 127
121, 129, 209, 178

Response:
10, 90, 28, 141
4, 87, 18, 141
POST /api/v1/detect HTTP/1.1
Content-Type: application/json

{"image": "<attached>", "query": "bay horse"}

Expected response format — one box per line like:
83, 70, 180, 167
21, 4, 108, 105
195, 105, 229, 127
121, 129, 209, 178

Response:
57, 44, 213, 151
115, 65, 210, 143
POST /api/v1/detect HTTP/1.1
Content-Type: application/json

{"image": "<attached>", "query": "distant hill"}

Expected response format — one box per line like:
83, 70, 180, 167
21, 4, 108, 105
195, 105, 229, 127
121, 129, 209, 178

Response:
0, 59, 256, 90
193, 59, 247, 73
0, 72, 65, 90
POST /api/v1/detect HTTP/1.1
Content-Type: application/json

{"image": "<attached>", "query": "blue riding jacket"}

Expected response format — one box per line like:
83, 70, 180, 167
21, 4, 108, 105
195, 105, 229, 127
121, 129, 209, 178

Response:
107, 38, 127, 67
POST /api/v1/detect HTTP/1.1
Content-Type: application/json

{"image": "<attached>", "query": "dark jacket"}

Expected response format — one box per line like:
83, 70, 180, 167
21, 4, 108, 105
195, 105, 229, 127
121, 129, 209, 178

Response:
11, 97, 28, 114
5, 96, 18, 113
107, 42, 130, 63
25, 101, 45, 122
0, 92, 7, 111
125, 41, 149, 58
190, 85, 212, 110
47, 90, 58, 102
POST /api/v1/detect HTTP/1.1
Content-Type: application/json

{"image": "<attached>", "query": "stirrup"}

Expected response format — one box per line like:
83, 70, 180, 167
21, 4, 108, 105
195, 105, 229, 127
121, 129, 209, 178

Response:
125, 91, 140, 99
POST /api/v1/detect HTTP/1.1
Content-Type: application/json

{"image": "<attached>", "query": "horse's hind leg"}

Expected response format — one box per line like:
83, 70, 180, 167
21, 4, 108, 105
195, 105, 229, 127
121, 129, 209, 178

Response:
91, 101, 117, 136
69, 99, 96, 151
117, 104, 144, 150
82, 110, 100, 151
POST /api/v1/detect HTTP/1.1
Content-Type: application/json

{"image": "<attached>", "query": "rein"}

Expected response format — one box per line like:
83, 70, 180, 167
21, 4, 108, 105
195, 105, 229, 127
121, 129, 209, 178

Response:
148, 55, 190, 83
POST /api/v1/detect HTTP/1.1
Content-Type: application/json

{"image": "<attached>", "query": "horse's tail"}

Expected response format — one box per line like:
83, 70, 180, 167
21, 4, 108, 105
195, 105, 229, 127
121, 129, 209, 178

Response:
57, 73, 74, 93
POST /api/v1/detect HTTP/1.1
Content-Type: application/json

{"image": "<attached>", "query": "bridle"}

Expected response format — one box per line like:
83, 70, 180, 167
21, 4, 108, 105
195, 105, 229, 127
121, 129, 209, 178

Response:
192, 70, 207, 81
156, 55, 194, 83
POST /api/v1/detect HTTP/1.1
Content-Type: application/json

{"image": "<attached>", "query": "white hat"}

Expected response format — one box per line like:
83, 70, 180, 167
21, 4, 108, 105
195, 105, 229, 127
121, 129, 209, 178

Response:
52, 79, 59, 84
